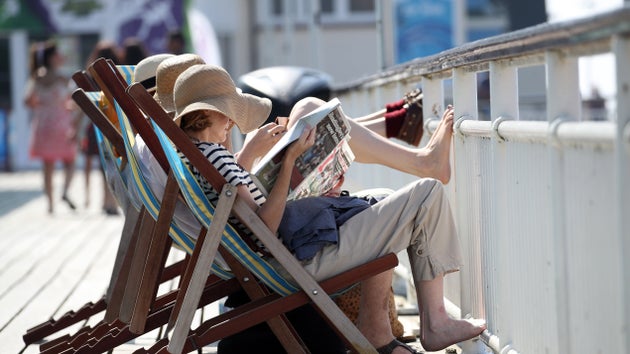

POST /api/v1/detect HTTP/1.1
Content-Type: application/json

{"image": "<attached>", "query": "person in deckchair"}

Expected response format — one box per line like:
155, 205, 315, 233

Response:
171, 63, 486, 353
134, 53, 450, 243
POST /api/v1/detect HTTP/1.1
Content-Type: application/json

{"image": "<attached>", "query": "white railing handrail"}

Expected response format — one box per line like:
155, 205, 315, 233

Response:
331, 5, 630, 354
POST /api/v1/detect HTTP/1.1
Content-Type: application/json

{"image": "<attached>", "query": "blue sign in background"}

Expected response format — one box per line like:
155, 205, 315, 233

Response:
396, 0, 453, 63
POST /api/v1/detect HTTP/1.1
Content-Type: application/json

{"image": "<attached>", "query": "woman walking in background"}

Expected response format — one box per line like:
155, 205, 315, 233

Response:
24, 40, 80, 214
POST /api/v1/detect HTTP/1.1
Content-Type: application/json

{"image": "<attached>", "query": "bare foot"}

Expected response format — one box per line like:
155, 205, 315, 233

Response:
421, 317, 486, 352
412, 106, 454, 183
424, 107, 446, 147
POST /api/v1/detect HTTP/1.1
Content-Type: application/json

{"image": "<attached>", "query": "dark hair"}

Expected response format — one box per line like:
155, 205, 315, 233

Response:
167, 29, 186, 54
29, 40, 57, 77
180, 110, 213, 132
87, 40, 121, 67
122, 37, 148, 65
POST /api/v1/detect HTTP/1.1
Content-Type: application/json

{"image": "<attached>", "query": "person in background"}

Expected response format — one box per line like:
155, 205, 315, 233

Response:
121, 37, 149, 65
166, 29, 186, 55
83, 40, 121, 215
24, 40, 80, 214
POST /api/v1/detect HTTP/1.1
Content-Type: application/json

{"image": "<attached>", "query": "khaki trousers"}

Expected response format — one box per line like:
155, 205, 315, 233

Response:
299, 178, 463, 285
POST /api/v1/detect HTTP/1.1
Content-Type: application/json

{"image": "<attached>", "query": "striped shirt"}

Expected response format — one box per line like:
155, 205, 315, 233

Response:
179, 141, 268, 250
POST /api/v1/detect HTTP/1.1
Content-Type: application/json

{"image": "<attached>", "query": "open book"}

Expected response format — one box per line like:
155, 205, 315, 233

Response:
251, 98, 354, 201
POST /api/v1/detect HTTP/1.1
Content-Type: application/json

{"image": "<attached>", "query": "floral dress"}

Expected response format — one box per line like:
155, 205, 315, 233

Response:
25, 75, 77, 162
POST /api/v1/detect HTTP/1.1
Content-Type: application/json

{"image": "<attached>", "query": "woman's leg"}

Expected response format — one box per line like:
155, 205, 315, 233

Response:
403, 179, 485, 351
84, 156, 92, 207
417, 275, 486, 351
356, 269, 396, 347
62, 159, 76, 210
43, 160, 55, 213
347, 106, 454, 184
352, 108, 387, 123
286, 97, 453, 183
101, 168, 119, 215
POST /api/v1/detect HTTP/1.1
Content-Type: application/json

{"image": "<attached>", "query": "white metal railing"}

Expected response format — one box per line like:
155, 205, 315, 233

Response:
333, 6, 630, 354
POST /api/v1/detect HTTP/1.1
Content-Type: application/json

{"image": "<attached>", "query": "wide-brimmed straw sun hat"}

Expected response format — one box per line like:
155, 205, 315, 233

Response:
133, 53, 175, 92
173, 64, 271, 134
154, 53, 205, 113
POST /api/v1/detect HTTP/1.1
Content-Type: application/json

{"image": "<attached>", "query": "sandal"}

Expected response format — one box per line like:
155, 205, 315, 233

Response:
376, 339, 422, 354
62, 194, 77, 210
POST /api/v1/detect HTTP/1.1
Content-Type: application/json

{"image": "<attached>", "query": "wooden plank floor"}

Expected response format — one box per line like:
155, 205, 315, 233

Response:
0, 169, 456, 354
0, 169, 218, 353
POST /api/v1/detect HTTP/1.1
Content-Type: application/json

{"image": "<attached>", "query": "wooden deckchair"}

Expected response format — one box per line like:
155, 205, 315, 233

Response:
60, 58, 396, 353
34, 59, 305, 354
126, 77, 399, 353
82, 58, 310, 353
22, 69, 143, 346
30, 68, 198, 354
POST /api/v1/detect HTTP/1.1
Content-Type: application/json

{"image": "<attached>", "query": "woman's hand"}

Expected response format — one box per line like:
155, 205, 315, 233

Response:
257, 125, 315, 234
245, 122, 287, 155
285, 125, 316, 162
237, 122, 287, 170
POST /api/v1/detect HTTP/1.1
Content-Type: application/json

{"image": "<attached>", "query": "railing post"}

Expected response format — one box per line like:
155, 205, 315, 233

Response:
453, 67, 478, 119
488, 59, 518, 351
545, 50, 580, 354
422, 77, 444, 120
452, 67, 488, 353
613, 34, 630, 353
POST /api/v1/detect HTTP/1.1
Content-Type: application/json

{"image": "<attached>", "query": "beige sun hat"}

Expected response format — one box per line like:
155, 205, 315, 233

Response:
154, 53, 205, 113
173, 64, 271, 134
133, 53, 175, 92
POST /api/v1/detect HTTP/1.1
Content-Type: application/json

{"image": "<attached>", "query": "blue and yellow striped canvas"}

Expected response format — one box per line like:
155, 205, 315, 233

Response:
85, 90, 141, 211
152, 121, 300, 296
116, 65, 135, 85
93, 71, 232, 279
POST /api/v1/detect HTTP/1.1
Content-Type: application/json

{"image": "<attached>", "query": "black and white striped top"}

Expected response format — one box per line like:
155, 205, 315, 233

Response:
179, 141, 268, 250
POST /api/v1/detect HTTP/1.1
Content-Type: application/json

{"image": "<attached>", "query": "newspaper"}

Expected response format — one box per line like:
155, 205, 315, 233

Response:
251, 98, 354, 201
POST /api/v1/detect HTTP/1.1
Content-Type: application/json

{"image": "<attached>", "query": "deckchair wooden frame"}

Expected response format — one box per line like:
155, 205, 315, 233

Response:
77, 58, 310, 353
126, 75, 398, 353
24, 68, 198, 352
21, 69, 184, 347
30, 68, 199, 354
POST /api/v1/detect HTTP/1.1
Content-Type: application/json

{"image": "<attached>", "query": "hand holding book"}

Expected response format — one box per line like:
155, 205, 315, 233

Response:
251, 98, 355, 201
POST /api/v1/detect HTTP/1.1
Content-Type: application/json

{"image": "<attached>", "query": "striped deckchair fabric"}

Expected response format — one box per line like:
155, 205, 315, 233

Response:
113, 98, 232, 279
84, 90, 140, 212
152, 121, 299, 296
126, 80, 397, 354
87, 58, 397, 353
116, 65, 135, 85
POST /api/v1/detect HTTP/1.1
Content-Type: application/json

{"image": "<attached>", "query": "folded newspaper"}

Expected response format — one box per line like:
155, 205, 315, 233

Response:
251, 98, 354, 201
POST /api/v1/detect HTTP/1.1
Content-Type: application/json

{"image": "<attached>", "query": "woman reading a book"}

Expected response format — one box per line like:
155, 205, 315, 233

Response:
171, 63, 486, 354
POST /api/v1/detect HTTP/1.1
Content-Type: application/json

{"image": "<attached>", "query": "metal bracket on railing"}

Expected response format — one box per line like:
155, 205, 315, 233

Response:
547, 116, 568, 147
454, 115, 473, 138
479, 328, 522, 354
424, 117, 439, 137
491, 116, 509, 142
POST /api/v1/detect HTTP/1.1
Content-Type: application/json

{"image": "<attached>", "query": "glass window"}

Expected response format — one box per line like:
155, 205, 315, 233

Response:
320, 0, 334, 13
272, 0, 283, 16
349, 0, 374, 12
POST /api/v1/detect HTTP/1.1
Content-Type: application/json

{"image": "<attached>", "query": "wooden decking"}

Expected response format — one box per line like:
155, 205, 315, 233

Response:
0, 169, 451, 354
0, 169, 202, 353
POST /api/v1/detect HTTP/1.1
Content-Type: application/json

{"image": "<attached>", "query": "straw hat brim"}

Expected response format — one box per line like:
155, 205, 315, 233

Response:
174, 92, 271, 134
173, 64, 272, 134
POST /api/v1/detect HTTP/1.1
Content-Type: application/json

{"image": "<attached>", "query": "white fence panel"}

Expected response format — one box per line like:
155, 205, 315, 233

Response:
333, 6, 630, 353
